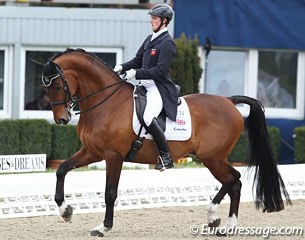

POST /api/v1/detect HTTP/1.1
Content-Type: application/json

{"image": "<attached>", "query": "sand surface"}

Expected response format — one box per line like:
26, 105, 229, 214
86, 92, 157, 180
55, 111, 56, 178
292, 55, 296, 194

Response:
0, 200, 304, 240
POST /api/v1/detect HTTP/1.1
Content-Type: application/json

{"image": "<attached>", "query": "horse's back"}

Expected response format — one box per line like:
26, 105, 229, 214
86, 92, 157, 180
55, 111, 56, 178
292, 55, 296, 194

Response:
184, 93, 243, 124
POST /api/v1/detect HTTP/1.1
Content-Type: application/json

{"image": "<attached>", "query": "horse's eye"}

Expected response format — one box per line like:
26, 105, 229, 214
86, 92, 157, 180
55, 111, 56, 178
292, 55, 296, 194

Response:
54, 83, 62, 90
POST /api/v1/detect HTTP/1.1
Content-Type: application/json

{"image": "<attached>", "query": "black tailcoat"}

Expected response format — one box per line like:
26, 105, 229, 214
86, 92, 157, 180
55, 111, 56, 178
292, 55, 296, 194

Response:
121, 31, 178, 121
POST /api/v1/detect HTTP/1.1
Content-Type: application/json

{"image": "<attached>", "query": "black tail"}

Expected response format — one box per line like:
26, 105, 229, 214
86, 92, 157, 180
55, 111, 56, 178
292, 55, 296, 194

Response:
229, 95, 291, 212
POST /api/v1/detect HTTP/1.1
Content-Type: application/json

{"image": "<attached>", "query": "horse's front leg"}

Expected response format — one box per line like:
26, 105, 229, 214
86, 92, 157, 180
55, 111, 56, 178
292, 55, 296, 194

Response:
90, 158, 123, 237
54, 147, 100, 222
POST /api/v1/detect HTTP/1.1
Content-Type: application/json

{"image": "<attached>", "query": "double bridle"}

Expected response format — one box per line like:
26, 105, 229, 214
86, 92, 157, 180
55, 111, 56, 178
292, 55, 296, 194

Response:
42, 61, 127, 115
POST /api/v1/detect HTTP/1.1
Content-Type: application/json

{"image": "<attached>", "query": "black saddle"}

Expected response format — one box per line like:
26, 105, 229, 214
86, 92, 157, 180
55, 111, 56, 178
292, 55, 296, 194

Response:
134, 84, 181, 132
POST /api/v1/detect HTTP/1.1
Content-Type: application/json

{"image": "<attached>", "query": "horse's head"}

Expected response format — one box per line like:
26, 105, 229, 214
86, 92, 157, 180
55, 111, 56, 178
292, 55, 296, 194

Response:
36, 48, 127, 125
41, 60, 74, 125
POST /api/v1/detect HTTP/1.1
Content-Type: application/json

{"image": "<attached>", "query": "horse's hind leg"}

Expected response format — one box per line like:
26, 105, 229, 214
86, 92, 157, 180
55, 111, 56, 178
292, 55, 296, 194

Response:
54, 147, 100, 222
204, 159, 241, 229
226, 179, 242, 228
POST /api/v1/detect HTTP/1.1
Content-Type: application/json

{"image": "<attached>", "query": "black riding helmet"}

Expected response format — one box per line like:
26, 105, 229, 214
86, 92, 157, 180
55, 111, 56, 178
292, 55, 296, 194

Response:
148, 4, 173, 26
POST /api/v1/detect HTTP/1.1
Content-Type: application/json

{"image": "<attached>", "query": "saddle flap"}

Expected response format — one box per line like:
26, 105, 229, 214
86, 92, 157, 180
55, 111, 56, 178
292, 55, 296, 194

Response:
134, 86, 147, 127
134, 85, 166, 131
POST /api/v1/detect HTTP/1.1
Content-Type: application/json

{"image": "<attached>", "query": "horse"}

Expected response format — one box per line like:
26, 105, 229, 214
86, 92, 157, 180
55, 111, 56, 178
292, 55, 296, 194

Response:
39, 48, 291, 237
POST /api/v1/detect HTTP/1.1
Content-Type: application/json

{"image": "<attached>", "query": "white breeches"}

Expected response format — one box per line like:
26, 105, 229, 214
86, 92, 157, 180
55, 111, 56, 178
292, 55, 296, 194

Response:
140, 80, 163, 126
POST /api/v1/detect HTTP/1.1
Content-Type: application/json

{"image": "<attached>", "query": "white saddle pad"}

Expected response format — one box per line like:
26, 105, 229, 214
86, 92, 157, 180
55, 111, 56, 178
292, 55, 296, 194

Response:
132, 97, 192, 141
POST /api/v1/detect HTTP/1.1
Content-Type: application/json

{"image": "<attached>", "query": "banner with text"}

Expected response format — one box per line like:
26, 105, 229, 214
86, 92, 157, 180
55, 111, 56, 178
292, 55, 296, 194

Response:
0, 154, 47, 173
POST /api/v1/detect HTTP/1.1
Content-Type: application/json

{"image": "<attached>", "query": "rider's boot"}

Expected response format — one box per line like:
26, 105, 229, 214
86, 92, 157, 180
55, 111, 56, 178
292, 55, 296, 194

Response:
147, 118, 174, 171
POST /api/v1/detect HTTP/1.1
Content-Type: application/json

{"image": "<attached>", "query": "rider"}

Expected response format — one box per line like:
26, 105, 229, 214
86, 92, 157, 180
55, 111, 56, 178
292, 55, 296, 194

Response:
114, 4, 178, 171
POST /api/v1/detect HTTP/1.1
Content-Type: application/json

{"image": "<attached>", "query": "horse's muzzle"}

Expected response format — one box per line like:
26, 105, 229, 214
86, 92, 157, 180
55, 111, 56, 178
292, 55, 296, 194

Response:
55, 108, 71, 125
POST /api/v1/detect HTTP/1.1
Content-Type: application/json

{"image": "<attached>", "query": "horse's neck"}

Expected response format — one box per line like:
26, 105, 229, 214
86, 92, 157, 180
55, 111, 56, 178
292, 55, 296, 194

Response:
59, 53, 119, 97
76, 66, 133, 121
75, 62, 119, 97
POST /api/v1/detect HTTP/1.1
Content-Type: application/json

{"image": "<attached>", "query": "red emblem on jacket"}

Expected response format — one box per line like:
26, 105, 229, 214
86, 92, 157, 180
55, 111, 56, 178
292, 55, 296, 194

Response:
151, 49, 157, 56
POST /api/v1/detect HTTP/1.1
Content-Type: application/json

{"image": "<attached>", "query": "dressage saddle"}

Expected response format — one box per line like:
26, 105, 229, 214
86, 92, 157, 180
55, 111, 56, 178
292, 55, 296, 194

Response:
124, 84, 180, 162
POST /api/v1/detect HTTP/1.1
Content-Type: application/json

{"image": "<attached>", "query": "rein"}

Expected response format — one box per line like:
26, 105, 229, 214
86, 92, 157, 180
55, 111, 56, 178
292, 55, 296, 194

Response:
73, 80, 126, 115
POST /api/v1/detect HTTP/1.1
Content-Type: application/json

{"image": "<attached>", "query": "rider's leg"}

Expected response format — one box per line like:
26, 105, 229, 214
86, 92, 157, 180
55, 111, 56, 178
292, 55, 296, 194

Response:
142, 81, 173, 171
147, 118, 174, 171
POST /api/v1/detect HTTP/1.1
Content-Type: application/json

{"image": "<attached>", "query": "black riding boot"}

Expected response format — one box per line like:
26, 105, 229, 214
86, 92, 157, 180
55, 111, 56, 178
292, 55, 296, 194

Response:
147, 118, 174, 171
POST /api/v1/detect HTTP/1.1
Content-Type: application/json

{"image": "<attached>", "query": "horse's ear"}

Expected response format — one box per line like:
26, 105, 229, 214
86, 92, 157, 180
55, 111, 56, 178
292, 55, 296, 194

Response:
30, 59, 45, 69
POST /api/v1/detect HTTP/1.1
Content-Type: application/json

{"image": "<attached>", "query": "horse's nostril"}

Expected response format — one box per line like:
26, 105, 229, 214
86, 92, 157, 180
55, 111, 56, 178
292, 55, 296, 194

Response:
57, 118, 68, 125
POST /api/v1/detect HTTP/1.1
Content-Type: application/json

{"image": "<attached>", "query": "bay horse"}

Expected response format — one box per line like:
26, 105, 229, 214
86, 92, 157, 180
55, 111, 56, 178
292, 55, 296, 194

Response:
40, 48, 290, 237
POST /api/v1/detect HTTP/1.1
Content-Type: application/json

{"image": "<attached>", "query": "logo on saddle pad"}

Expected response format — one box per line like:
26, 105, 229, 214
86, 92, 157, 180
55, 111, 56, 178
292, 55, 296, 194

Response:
132, 96, 192, 141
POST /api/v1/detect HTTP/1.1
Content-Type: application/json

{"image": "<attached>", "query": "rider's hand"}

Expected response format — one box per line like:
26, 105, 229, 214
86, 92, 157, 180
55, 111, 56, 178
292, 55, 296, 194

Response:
114, 65, 123, 74
125, 69, 136, 81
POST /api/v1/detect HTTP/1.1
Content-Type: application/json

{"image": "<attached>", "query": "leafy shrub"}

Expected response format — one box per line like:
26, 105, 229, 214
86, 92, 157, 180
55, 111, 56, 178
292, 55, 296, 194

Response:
0, 119, 281, 165
50, 124, 81, 159
0, 120, 21, 154
229, 126, 281, 163
294, 126, 305, 163
170, 33, 203, 95
18, 119, 51, 155
0, 119, 51, 155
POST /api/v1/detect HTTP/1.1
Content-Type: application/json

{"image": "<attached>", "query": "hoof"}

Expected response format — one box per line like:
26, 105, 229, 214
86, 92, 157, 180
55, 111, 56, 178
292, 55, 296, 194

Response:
208, 218, 221, 228
62, 205, 73, 222
216, 229, 227, 237
90, 230, 104, 237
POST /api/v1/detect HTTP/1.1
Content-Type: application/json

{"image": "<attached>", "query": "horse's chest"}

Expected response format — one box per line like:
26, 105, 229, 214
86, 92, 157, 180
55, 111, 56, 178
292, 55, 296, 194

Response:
80, 130, 105, 153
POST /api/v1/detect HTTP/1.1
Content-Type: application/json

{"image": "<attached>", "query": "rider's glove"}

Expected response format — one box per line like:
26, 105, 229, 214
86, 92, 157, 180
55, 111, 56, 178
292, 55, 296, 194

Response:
114, 65, 123, 74
125, 69, 136, 81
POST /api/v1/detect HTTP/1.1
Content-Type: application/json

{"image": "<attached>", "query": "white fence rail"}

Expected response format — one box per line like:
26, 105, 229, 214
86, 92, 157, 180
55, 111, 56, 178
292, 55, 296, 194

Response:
0, 165, 304, 219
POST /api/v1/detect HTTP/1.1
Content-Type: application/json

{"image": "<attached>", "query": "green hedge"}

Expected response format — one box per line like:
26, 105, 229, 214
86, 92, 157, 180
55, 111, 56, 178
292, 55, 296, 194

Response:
294, 126, 305, 163
229, 126, 281, 163
50, 124, 81, 159
18, 119, 52, 156
0, 120, 20, 154
0, 119, 81, 161
0, 120, 281, 164
0, 119, 51, 155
